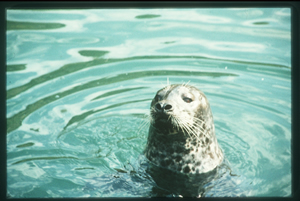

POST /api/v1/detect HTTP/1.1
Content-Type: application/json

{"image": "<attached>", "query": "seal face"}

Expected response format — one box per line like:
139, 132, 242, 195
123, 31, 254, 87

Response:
144, 84, 223, 174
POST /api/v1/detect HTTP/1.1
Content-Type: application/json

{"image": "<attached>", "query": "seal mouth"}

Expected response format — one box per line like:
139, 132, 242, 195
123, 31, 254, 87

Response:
152, 112, 177, 134
154, 112, 172, 123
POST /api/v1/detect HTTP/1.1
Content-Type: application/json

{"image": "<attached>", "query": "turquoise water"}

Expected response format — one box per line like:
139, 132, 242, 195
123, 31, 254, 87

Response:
6, 8, 291, 197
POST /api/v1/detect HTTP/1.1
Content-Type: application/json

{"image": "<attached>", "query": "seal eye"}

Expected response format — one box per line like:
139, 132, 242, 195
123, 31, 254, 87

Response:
183, 97, 193, 103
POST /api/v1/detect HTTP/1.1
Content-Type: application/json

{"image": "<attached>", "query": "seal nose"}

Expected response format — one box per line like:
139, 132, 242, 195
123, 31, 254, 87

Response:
155, 102, 172, 112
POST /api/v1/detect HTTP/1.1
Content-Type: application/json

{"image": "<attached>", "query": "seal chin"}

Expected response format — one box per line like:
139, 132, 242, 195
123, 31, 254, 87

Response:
153, 112, 172, 124
155, 116, 179, 134
158, 118, 168, 123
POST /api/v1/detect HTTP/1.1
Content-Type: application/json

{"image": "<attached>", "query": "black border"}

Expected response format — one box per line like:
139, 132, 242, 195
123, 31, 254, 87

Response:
1, 1, 299, 201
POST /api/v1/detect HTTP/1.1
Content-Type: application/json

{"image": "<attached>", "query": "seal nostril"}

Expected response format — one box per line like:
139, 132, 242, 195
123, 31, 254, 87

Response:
155, 103, 162, 110
155, 103, 172, 111
164, 104, 172, 110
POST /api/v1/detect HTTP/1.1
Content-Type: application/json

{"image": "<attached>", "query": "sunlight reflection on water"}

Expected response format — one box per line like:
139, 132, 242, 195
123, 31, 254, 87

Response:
6, 8, 291, 198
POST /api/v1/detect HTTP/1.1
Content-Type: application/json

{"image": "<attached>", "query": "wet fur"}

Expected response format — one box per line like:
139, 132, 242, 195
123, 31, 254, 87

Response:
144, 84, 223, 174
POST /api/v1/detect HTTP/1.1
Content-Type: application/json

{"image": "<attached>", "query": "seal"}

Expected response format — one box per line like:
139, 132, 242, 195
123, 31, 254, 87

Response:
144, 84, 223, 174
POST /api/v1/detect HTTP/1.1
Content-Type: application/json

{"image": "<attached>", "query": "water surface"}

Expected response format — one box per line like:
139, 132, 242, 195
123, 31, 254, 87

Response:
7, 8, 291, 197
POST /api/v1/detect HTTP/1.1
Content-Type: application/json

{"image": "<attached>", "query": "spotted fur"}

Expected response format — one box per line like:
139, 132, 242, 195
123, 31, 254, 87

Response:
144, 84, 223, 174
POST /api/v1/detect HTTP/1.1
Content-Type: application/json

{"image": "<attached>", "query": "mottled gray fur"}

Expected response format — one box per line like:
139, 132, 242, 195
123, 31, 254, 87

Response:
144, 84, 223, 174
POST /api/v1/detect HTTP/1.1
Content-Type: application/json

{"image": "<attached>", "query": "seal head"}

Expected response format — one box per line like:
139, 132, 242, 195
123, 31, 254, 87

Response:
144, 84, 223, 174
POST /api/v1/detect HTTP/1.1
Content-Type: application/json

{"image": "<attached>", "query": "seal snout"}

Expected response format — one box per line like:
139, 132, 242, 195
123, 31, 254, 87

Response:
155, 102, 173, 113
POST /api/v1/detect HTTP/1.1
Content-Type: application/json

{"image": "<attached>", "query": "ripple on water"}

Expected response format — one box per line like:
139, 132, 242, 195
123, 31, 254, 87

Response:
6, 8, 291, 197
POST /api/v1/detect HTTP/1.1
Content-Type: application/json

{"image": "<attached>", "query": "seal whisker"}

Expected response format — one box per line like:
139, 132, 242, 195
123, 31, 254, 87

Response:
190, 120, 206, 133
173, 115, 206, 140
187, 124, 201, 139
175, 117, 196, 138
172, 116, 190, 137
137, 114, 151, 135
191, 122, 205, 133
171, 116, 181, 133
192, 119, 206, 132
172, 116, 194, 137
149, 106, 157, 123
193, 117, 205, 124
182, 80, 191, 87
165, 84, 171, 92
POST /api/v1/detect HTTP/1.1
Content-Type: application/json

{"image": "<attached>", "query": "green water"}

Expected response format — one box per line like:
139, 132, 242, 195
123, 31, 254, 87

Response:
7, 8, 291, 197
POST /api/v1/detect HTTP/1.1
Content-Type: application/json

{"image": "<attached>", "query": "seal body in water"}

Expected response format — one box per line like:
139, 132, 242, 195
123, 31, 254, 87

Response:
144, 84, 223, 174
